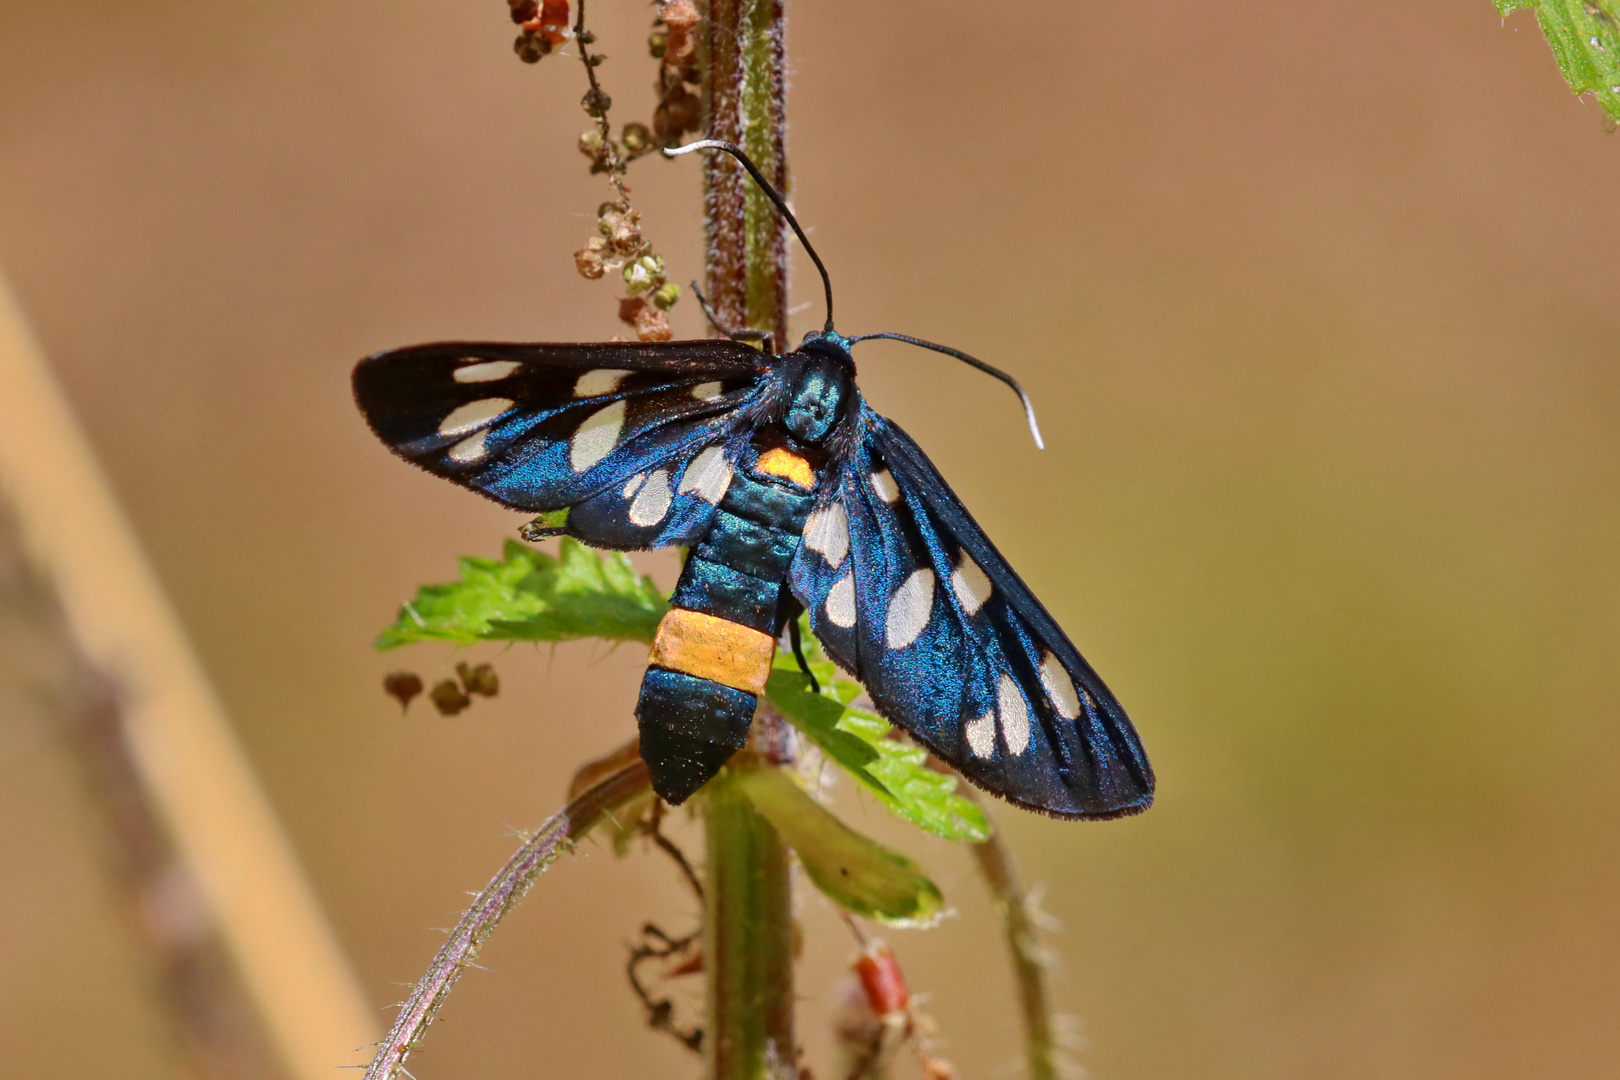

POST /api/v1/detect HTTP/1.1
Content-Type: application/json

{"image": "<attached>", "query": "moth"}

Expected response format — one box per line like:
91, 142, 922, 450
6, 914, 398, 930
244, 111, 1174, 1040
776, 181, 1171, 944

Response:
354, 140, 1154, 819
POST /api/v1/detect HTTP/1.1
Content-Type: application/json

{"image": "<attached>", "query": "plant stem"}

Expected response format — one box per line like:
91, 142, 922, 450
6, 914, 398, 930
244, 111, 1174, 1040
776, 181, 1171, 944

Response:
700, 0, 788, 346
0, 273, 375, 1080
0, 494, 284, 1080
703, 757, 796, 1080
698, 1, 796, 1078
969, 812, 1062, 1080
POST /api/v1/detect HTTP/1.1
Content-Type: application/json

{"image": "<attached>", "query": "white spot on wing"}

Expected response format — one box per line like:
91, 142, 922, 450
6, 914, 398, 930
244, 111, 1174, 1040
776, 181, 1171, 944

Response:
691, 381, 724, 401
998, 675, 1030, 755
679, 446, 734, 503
623, 473, 647, 498
965, 712, 996, 759
884, 568, 935, 650
1039, 652, 1081, 720
574, 369, 630, 397
825, 574, 856, 628
951, 552, 992, 615
802, 502, 849, 568
438, 397, 514, 437
629, 469, 673, 526
569, 399, 626, 472
447, 430, 489, 462
870, 469, 900, 504
454, 359, 522, 383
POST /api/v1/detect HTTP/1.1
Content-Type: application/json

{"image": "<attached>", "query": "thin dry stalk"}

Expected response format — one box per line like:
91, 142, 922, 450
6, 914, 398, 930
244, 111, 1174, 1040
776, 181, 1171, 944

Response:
957, 779, 1068, 1080
363, 758, 653, 1080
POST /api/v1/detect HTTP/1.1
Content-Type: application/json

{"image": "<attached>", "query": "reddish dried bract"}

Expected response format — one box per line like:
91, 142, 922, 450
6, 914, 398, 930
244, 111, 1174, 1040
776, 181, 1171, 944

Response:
619, 296, 671, 341
634, 306, 672, 342
525, 0, 570, 45
854, 944, 910, 1020
574, 238, 607, 279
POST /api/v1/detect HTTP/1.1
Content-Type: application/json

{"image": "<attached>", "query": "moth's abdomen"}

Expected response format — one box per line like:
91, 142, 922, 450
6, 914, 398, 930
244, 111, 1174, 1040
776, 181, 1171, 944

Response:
634, 450, 818, 804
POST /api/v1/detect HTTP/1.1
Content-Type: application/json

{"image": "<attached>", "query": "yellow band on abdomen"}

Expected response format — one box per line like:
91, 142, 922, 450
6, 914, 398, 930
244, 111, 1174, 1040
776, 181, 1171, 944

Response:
648, 607, 777, 694
754, 446, 816, 489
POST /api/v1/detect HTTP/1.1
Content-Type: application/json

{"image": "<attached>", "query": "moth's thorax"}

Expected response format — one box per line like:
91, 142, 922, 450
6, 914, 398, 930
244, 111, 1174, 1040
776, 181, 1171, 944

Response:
782, 335, 855, 446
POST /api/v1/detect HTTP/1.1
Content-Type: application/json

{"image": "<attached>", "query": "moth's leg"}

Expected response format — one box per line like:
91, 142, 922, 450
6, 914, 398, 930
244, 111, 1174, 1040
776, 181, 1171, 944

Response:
786, 613, 820, 695
691, 282, 773, 347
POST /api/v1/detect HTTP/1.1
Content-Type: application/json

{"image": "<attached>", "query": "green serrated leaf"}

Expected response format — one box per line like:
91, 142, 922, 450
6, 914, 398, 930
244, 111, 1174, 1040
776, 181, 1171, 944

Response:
767, 628, 991, 844
732, 764, 944, 925
375, 537, 667, 649
1502, 0, 1620, 120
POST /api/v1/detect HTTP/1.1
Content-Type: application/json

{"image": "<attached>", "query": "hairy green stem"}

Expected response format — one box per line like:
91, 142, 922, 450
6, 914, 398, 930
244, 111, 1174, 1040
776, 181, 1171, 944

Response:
972, 829, 1060, 1080
700, 0, 788, 346
698, 1, 796, 1078
703, 758, 796, 1080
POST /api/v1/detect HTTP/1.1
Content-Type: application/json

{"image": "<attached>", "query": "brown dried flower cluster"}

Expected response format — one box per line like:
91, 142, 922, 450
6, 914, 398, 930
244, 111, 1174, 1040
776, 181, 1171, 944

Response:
508, 0, 570, 63
650, 0, 702, 148
574, 202, 679, 341
501, 0, 685, 339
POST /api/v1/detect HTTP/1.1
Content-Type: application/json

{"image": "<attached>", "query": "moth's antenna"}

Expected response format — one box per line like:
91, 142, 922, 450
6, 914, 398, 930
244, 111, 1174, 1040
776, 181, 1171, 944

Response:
664, 139, 836, 334
849, 332, 1046, 451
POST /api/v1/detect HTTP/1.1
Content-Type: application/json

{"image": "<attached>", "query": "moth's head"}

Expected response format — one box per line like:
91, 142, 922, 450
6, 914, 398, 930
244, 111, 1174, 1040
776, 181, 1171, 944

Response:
784, 332, 855, 445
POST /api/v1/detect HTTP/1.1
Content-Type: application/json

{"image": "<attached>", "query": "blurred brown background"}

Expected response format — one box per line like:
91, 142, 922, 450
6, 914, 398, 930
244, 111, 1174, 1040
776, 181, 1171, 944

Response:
2, 0, 1618, 1077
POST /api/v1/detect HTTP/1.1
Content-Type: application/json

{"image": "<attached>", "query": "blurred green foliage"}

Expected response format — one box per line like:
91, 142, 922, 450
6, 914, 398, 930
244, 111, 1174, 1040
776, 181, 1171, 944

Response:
1498, 0, 1620, 120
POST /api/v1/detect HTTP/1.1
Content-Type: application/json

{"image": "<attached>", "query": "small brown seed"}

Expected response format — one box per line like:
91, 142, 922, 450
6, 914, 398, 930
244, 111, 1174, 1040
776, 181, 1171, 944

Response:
383, 671, 423, 711
621, 122, 653, 156
457, 661, 500, 698
430, 679, 472, 716
582, 87, 612, 117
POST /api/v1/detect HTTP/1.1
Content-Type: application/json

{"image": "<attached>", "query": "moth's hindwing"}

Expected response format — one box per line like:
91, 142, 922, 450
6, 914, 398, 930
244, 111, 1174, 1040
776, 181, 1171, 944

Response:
353, 340, 767, 548
789, 405, 1154, 820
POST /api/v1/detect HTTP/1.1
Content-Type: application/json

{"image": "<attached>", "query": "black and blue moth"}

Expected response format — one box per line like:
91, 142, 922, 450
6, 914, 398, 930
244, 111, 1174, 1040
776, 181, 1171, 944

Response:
354, 327, 1154, 819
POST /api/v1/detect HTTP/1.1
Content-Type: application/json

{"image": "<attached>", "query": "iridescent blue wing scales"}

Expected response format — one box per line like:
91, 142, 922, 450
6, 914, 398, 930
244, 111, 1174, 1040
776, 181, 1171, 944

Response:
354, 340, 766, 549
790, 404, 1153, 819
